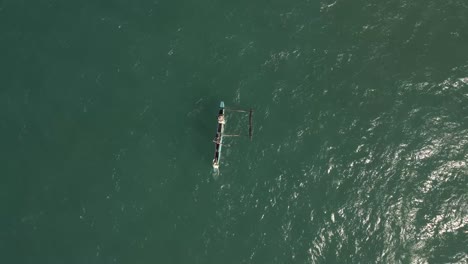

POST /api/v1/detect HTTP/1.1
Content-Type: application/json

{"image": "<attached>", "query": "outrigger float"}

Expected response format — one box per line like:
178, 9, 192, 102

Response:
212, 101, 253, 172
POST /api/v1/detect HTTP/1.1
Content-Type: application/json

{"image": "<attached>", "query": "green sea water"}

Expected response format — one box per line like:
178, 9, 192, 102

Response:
1, 0, 467, 263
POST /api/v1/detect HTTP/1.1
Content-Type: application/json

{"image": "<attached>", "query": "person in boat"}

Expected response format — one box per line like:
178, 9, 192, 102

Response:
212, 159, 219, 169
218, 114, 225, 124
213, 134, 221, 144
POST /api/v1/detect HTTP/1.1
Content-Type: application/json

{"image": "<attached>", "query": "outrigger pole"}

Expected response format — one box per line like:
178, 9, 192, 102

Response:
224, 108, 248, 113
249, 108, 253, 141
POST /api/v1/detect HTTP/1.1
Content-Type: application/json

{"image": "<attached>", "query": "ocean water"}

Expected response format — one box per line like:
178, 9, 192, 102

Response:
1, 0, 467, 263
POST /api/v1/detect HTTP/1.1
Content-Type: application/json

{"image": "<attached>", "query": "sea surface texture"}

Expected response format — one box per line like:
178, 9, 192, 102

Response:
1, 0, 467, 263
